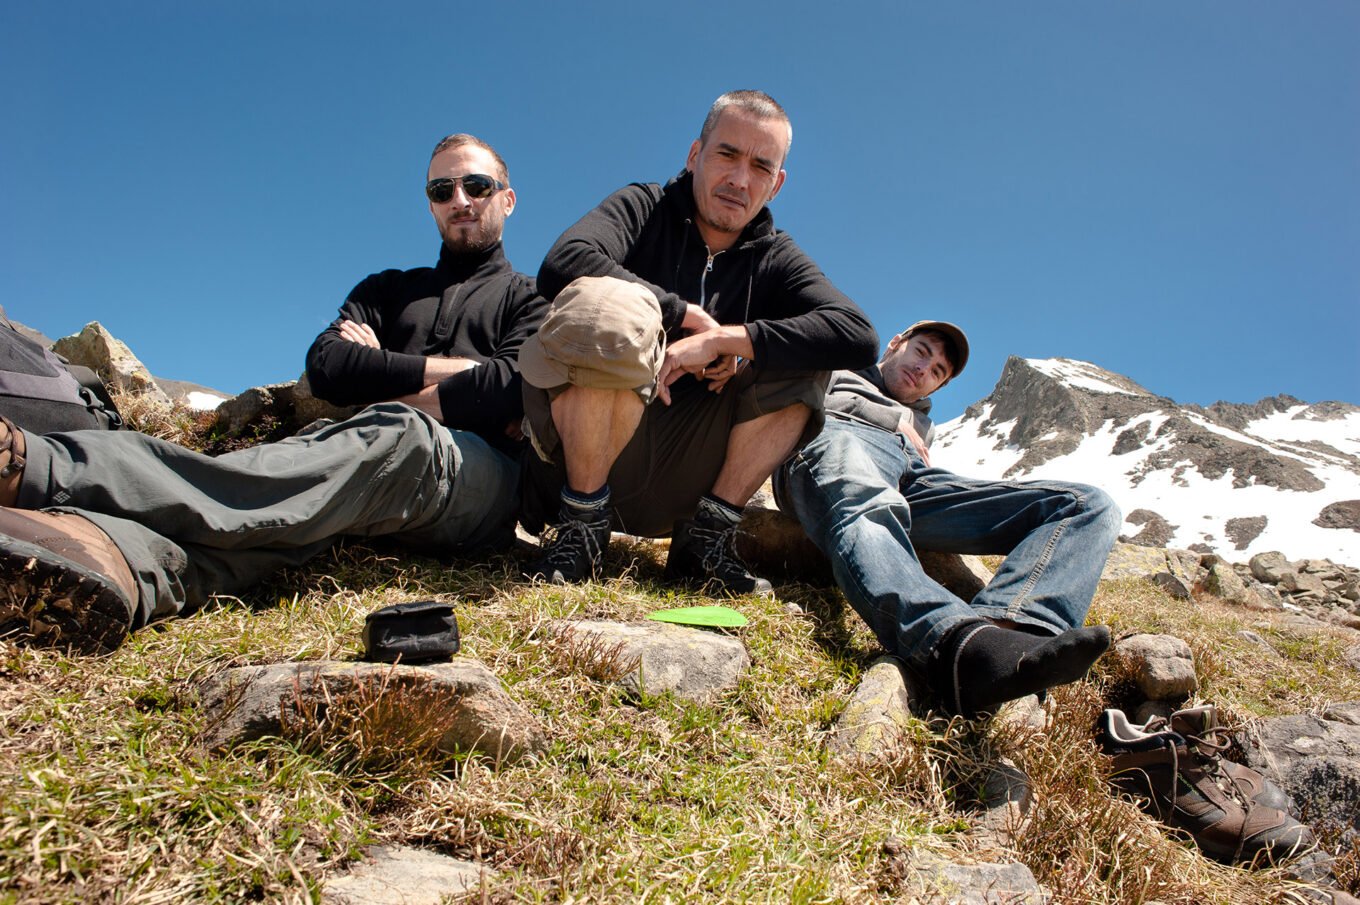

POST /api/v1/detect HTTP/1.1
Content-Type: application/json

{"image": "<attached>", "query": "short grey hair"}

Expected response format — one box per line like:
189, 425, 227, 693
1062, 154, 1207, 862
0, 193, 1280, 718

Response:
698, 90, 792, 161
428, 133, 509, 185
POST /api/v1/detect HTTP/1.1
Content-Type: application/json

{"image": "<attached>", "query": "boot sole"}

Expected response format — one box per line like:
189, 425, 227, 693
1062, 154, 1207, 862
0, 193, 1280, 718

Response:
0, 536, 132, 655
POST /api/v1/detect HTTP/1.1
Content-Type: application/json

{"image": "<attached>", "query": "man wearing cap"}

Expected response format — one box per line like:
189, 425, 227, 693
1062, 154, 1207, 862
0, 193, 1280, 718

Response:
0, 133, 544, 653
776, 321, 1121, 716
518, 90, 878, 593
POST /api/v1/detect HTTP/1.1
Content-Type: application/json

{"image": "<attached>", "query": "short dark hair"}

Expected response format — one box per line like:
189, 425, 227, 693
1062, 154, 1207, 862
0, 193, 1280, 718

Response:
428, 133, 509, 185
909, 328, 963, 379
699, 90, 793, 161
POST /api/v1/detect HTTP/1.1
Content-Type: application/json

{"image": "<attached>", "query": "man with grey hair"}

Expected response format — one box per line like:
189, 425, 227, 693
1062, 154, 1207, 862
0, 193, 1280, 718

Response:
518, 90, 878, 594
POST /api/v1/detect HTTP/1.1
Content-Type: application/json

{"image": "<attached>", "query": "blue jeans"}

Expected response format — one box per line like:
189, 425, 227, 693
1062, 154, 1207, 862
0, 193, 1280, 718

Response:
776, 419, 1120, 671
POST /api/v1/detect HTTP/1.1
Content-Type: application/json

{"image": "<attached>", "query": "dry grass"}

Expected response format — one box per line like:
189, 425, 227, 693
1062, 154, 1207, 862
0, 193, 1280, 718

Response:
2, 530, 1357, 902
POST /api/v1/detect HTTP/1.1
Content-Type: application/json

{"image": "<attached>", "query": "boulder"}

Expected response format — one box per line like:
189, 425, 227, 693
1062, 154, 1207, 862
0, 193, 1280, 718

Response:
1237, 713, 1360, 838
1111, 633, 1197, 700
212, 375, 356, 439
828, 657, 919, 763
883, 843, 1046, 904
1250, 551, 1293, 585
1100, 543, 1170, 582
551, 619, 750, 703
52, 321, 172, 406
196, 659, 547, 763
1204, 561, 1274, 610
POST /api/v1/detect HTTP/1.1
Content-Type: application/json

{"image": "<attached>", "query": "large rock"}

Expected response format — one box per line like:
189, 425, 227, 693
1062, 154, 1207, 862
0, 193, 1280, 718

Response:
1314, 501, 1360, 533
1250, 551, 1294, 584
196, 659, 547, 763
1204, 560, 1274, 610
52, 321, 172, 406
1111, 633, 1197, 700
323, 845, 487, 904
213, 374, 356, 439
828, 657, 919, 763
1237, 712, 1360, 839
551, 619, 750, 702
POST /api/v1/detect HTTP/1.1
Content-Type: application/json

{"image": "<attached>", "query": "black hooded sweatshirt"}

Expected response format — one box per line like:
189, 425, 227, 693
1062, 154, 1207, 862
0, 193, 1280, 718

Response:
537, 171, 878, 373
305, 242, 544, 451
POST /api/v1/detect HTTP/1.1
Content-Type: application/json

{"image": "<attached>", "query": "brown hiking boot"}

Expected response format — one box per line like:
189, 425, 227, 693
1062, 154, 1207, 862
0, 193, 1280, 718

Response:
1097, 705, 1314, 865
0, 415, 25, 508
0, 508, 137, 654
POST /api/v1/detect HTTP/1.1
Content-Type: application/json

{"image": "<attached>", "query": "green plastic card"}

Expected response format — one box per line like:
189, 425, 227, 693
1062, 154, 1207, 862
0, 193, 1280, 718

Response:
646, 605, 748, 628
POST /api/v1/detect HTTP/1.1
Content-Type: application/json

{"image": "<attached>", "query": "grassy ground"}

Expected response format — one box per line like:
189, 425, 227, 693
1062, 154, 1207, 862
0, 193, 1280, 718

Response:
2, 539, 1358, 904
3, 400, 1358, 902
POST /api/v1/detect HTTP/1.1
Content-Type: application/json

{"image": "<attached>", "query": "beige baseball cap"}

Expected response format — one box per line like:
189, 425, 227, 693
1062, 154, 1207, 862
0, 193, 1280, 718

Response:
518, 276, 666, 392
901, 319, 969, 382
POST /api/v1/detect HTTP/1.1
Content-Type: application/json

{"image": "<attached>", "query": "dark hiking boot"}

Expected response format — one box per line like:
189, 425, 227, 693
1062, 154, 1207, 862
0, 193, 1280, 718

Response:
0, 415, 25, 508
1097, 705, 1314, 865
0, 508, 137, 655
664, 517, 773, 597
525, 508, 613, 584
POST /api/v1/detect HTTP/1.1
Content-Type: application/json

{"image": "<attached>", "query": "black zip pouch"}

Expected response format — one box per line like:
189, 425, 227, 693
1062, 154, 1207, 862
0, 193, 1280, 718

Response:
362, 601, 460, 663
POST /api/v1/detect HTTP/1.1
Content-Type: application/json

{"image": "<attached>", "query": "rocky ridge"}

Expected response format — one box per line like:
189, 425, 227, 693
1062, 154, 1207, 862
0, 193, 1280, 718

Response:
936, 356, 1360, 566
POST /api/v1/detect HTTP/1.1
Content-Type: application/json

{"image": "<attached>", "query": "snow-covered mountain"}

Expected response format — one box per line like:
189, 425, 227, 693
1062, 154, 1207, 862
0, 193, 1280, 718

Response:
934, 357, 1360, 566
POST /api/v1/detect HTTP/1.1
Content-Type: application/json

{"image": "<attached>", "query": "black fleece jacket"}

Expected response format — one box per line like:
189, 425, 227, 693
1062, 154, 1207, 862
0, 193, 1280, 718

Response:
306, 243, 544, 449
538, 171, 878, 372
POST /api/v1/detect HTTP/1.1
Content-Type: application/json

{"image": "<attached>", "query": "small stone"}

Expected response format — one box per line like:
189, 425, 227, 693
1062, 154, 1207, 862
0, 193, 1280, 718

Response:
1113, 634, 1197, 700
1133, 700, 1177, 725
1235, 630, 1281, 658
1150, 571, 1192, 599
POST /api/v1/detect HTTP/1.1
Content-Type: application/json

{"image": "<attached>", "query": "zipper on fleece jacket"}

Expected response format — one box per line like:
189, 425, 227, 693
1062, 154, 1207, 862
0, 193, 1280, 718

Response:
699, 247, 724, 310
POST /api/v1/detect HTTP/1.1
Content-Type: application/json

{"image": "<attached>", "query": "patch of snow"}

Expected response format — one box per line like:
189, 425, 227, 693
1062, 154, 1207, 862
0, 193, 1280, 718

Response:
186, 391, 225, 411
1246, 406, 1360, 459
1024, 358, 1140, 396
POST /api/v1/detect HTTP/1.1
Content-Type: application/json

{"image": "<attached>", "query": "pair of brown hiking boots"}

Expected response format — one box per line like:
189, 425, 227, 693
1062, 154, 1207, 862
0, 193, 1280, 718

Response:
1098, 704, 1314, 866
1, 415, 136, 654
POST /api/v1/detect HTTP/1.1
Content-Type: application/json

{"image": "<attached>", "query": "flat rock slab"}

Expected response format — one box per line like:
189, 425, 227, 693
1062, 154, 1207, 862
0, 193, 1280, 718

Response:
1101, 543, 1174, 582
553, 619, 749, 702
1237, 712, 1360, 834
886, 844, 1046, 904
324, 845, 486, 904
197, 659, 547, 763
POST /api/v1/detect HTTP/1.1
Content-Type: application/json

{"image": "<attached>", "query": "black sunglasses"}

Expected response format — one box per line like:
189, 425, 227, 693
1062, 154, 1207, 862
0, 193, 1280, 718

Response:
425, 174, 505, 203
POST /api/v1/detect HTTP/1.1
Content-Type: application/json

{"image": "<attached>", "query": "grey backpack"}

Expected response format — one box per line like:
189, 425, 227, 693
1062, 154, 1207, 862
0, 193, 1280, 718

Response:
0, 308, 123, 434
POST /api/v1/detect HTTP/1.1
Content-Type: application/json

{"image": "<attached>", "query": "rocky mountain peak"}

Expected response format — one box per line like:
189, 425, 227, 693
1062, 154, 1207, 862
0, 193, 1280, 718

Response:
938, 357, 1360, 566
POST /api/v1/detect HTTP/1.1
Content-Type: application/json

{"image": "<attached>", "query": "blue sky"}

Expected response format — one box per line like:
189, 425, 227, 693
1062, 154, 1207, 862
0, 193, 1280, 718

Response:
3, 1, 1356, 419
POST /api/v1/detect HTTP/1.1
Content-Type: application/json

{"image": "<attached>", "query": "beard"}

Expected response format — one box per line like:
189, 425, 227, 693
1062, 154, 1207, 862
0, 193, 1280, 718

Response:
438, 211, 504, 254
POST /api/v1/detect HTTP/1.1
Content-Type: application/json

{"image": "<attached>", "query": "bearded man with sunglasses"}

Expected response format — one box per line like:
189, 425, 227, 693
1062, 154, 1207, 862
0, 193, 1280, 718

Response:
0, 134, 544, 654
516, 90, 879, 594
306, 134, 540, 450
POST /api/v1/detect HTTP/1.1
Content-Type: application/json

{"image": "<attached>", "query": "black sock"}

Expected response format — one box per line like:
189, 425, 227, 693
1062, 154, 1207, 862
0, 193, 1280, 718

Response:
933, 620, 1111, 716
